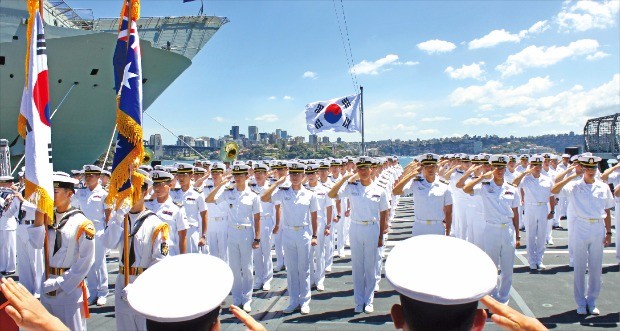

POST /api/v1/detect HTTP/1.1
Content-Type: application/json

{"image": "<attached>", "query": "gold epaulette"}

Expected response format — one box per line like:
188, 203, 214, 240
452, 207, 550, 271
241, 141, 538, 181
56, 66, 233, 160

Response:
76, 220, 95, 241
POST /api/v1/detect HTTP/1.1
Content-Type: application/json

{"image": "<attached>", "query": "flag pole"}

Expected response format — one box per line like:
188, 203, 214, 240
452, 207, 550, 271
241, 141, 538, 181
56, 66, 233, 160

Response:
360, 86, 365, 156
122, 0, 133, 287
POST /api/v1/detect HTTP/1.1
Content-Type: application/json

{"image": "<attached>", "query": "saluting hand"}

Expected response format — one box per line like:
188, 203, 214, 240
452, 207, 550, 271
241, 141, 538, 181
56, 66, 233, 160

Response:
482, 170, 494, 179
481, 295, 548, 331
230, 304, 267, 331
311, 237, 318, 246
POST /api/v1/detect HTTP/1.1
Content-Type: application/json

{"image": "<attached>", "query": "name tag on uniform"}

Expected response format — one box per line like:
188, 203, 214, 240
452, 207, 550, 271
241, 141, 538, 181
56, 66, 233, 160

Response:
163, 210, 172, 215
229, 204, 233, 208
93, 195, 102, 199
504, 191, 514, 196
372, 195, 381, 198
187, 198, 196, 201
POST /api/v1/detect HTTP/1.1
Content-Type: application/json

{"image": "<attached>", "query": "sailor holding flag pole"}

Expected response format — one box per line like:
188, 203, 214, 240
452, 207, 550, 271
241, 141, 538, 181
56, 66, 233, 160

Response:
19, 1, 95, 330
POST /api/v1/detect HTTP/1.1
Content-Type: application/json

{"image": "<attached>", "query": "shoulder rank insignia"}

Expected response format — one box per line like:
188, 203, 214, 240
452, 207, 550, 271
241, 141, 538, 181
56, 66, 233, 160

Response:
77, 220, 96, 240
173, 201, 183, 207
439, 179, 449, 185
348, 181, 358, 185
145, 199, 154, 202
413, 177, 423, 182
280, 187, 290, 190
250, 183, 257, 187
251, 189, 260, 195
171, 188, 180, 191
207, 185, 214, 189
194, 187, 203, 193
482, 182, 491, 185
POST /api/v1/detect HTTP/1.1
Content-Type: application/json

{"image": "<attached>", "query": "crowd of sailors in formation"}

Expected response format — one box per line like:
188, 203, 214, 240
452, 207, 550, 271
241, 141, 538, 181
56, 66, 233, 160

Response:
0, 151, 617, 330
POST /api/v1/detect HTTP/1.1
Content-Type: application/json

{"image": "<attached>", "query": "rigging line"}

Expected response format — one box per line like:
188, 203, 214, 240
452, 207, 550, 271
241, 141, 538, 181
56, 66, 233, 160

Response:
339, 0, 359, 91
143, 111, 208, 159
332, 0, 357, 93
101, 125, 117, 169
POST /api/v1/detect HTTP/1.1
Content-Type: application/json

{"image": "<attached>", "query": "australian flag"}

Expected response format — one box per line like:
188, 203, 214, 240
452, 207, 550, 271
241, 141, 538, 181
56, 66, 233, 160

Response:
107, 0, 145, 208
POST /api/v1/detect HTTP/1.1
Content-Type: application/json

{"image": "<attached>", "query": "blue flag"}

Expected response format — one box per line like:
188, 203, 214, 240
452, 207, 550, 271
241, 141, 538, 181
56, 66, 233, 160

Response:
107, 0, 145, 208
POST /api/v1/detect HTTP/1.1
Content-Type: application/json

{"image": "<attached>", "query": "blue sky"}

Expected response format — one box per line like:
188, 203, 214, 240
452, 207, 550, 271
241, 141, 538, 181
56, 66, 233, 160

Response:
72, 0, 619, 144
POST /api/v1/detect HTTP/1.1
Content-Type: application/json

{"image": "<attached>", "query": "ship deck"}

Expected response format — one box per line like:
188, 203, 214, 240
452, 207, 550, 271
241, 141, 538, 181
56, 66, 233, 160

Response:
7, 196, 620, 330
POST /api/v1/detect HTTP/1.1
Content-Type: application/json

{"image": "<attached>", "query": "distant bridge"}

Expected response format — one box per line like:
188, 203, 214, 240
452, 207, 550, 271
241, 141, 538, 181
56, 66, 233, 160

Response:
144, 144, 217, 158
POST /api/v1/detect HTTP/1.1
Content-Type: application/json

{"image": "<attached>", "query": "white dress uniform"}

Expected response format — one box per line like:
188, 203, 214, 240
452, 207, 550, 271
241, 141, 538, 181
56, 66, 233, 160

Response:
73, 183, 110, 301
403, 177, 452, 236
518, 165, 554, 268
0, 191, 18, 274
271, 184, 319, 311
28, 208, 95, 331
305, 181, 333, 289
605, 170, 620, 264
170, 186, 207, 254
472, 179, 520, 304
331, 170, 349, 257
3, 197, 44, 296
215, 185, 261, 306
145, 197, 189, 256
542, 167, 558, 243
337, 178, 389, 311
450, 168, 471, 240
251, 182, 276, 290
319, 173, 336, 271
103, 209, 170, 331
204, 182, 229, 262
559, 176, 613, 312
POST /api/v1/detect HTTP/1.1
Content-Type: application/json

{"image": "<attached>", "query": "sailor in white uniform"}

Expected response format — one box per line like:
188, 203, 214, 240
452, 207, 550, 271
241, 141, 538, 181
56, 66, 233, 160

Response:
103, 170, 170, 330
72, 165, 111, 306
329, 157, 389, 314
206, 163, 261, 313
262, 161, 319, 315
28, 172, 95, 331
463, 155, 520, 304
317, 160, 337, 272
552, 155, 613, 315
145, 170, 189, 255
203, 162, 229, 262
170, 163, 208, 254
393, 154, 452, 237
0, 176, 18, 276
251, 162, 276, 291
304, 163, 333, 292
513, 155, 555, 270
270, 160, 289, 272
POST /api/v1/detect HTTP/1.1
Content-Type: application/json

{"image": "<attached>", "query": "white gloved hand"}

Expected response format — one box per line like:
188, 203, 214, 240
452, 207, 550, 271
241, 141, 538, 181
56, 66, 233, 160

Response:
121, 284, 132, 302
43, 277, 63, 293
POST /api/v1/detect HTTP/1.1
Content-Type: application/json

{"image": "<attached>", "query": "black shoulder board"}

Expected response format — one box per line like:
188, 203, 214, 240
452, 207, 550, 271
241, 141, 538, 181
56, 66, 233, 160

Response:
251, 189, 260, 195
348, 182, 358, 185
439, 179, 449, 185
207, 185, 214, 188
280, 187, 290, 190
173, 201, 183, 207
171, 188, 180, 191
194, 187, 203, 193
145, 199, 154, 202
250, 183, 257, 187
482, 182, 491, 185
414, 178, 423, 182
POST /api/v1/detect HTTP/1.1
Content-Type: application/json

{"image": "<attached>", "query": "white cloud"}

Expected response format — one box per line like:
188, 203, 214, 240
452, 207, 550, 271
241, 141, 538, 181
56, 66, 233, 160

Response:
395, 112, 417, 118
420, 116, 451, 122
283, 96, 293, 100
586, 51, 610, 61
302, 71, 318, 79
351, 54, 399, 75
468, 21, 549, 50
445, 62, 486, 80
469, 30, 521, 49
213, 116, 225, 123
417, 39, 457, 54
457, 74, 619, 128
394, 61, 420, 66
267, 96, 276, 100
496, 39, 600, 77
254, 114, 279, 122
556, 0, 620, 32
418, 129, 440, 135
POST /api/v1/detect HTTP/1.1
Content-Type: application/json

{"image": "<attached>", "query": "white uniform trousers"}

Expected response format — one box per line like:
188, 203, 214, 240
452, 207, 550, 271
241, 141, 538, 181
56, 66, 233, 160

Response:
253, 216, 274, 288
208, 217, 228, 263
484, 222, 516, 304
41, 277, 87, 331
86, 223, 109, 300
274, 227, 285, 270
0, 229, 16, 273
375, 232, 387, 290
228, 225, 255, 305
411, 219, 444, 237
468, 209, 486, 251
282, 226, 312, 308
350, 221, 380, 307
452, 198, 468, 240
518, 205, 525, 229
324, 228, 334, 270
524, 204, 549, 266
573, 218, 605, 309
334, 216, 347, 256
185, 225, 206, 254
16, 223, 44, 296
614, 202, 620, 263
310, 221, 327, 287
114, 273, 146, 331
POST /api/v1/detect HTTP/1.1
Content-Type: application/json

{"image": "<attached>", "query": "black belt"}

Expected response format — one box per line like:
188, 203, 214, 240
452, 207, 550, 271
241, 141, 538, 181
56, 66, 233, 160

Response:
18, 220, 34, 225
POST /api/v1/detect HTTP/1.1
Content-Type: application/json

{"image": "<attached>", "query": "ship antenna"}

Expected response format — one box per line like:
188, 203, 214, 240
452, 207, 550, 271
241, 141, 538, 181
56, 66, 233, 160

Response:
198, 0, 204, 16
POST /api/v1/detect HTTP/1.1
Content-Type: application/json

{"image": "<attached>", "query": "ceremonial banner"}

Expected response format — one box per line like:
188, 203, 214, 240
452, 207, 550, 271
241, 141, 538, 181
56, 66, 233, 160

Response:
107, 0, 145, 208
17, 0, 53, 222
305, 93, 361, 134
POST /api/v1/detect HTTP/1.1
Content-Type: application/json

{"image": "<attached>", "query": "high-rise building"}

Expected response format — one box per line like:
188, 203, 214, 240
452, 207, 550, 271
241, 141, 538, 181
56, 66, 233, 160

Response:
309, 134, 318, 145
149, 134, 162, 146
176, 135, 185, 146
230, 126, 240, 140
275, 129, 282, 138
281, 130, 288, 139
248, 126, 258, 141
321, 136, 329, 144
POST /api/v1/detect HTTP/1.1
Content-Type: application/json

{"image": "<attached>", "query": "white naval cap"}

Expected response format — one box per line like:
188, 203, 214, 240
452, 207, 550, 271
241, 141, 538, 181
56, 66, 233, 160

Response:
70, 169, 83, 175
193, 166, 206, 175
151, 170, 174, 182
231, 163, 251, 174
490, 154, 509, 166
211, 162, 226, 173
562, 153, 571, 159
52, 171, 79, 189
136, 169, 153, 187
570, 155, 580, 162
529, 154, 544, 165
83, 164, 103, 174
253, 162, 270, 172
175, 163, 194, 173
102, 170, 111, 177
607, 159, 618, 165
0, 175, 14, 183
386, 235, 496, 305
127, 254, 233, 323
139, 165, 153, 172
578, 155, 601, 168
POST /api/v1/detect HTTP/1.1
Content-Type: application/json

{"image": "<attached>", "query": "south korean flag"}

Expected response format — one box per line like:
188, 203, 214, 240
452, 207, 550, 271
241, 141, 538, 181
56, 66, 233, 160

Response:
305, 93, 361, 134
